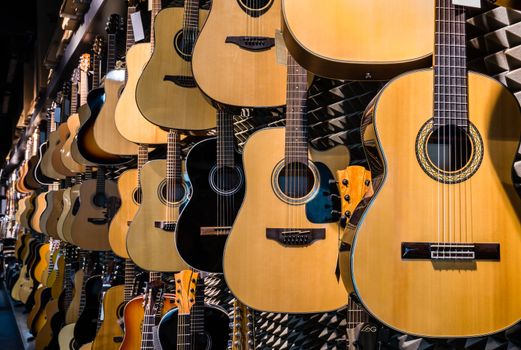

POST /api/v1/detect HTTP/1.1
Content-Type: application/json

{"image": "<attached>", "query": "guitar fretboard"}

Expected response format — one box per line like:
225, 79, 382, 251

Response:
434, 0, 468, 128
150, 0, 161, 53
216, 111, 235, 168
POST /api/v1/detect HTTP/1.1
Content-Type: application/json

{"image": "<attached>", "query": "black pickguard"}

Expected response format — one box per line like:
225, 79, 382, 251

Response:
305, 162, 341, 223
175, 138, 245, 273
158, 304, 230, 349
73, 275, 102, 346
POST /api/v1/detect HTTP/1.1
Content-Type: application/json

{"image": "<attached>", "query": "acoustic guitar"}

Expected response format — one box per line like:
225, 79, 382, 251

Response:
176, 111, 245, 273
76, 36, 129, 165
109, 146, 148, 258
119, 272, 176, 350
18, 240, 43, 305
62, 175, 85, 244
135, 0, 215, 132
127, 130, 189, 272
11, 237, 35, 301
70, 168, 119, 251
92, 14, 139, 157
52, 89, 76, 178
158, 270, 229, 349
223, 55, 348, 313
41, 107, 65, 180
114, 2, 167, 145
41, 184, 64, 239
30, 191, 48, 234
281, 0, 433, 80
348, 0, 521, 337
192, 0, 286, 108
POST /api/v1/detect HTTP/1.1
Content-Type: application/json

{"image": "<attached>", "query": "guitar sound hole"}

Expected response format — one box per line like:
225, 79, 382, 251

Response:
277, 162, 315, 199
174, 30, 196, 61
426, 125, 472, 172
93, 193, 107, 208
209, 166, 243, 195
237, 0, 273, 16
159, 180, 186, 204
132, 188, 142, 204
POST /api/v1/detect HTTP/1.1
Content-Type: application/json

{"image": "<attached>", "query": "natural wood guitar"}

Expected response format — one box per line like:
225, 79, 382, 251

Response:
136, 0, 215, 132
281, 0, 433, 80
127, 131, 189, 271
90, 284, 124, 350
114, 3, 167, 145
223, 56, 349, 313
192, 0, 286, 108
92, 13, 139, 157
30, 191, 48, 234
71, 169, 119, 251
349, 0, 521, 337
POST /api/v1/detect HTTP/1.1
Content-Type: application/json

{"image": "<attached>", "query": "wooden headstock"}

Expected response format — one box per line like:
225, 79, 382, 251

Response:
79, 53, 90, 72
336, 166, 373, 226
173, 270, 198, 315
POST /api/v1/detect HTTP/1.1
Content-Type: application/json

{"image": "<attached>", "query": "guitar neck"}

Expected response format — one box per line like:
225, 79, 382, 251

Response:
70, 81, 78, 114
166, 130, 182, 182
80, 70, 89, 105
107, 33, 117, 72
123, 259, 135, 303
137, 145, 148, 192
216, 111, 235, 168
126, 6, 136, 52
150, 0, 162, 52
95, 168, 105, 196
433, 0, 468, 128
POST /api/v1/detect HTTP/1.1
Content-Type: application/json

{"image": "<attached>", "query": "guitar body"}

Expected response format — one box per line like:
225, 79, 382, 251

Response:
158, 304, 229, 349
73, 275, 103, 347
120, 294, 176, 350
58, 323, 77, 350
18, 242, 41, 304
53, 123, 76, 177
18, 195, 35, 230
57, 188, 72, 241
108, 169, 138, 258
77, 87, 125, 165
176, 138, 245, 272
44, 189, 65, 239
70, 179, 118, 251
42, 131, 64, 180
127, 160, 189, 271
192, 0, 286, 108
33, 243, 50, 283
27, 286, 52, 335
31, 192, 49, 233
25, 154, 42, 190
223, 127, 349, 313
115, 43, 167, 144
349, 69, 521, 337
91, 285, 124, 350
61, 114, 85, 173
71, 105, 96, 167
281, 0, 433, 80
65, 269, 84, 324
63, 184, 81, 244
93, 70, 139, 156
136, 7, 215, 132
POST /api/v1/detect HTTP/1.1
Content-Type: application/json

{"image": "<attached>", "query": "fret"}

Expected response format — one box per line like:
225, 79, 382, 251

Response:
70, 81, 78, 114
126, 7, 136, 51
216, 111, 235, 168
107, 33, 117, 72
150, 0, 162, 53
92, 54, 101, 89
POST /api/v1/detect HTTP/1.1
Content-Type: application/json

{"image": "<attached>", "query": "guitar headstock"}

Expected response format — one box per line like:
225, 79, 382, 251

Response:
79, 53, 90, 72
231, 299, 255, 350
336, 166, 373, 226
173, 270, 198, 315
105, 13, 124, 35
93, 35, 104, 57
71, 68, 80, 85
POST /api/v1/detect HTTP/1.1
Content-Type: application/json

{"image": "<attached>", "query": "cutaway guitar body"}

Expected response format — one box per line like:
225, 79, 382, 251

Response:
136, 7, 216, 131
91, 285, 124, 350
281, 0, 433, 80
192, 0, 286, 108
31, 192, 49, 233
53, 123, 76, 177
223, 127, 349, 313
57, 187, 72, 241
349, 69, 521, 337
44, 189, 65, 239
61, 114, 85, 173
65, 269, 84, 324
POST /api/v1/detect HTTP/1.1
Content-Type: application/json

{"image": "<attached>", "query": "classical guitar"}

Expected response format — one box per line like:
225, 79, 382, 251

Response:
127, 130, 189, 272
192, 0, 286, 108
119, 272, 176, 350
114, 1, 167, 145
349, 0, 521, 337
92, 14, 139, 157
223, 55, 348, 313
76, 36, 129, 165
109, 146, 148, 258
136, 0, 215, 131
70, 168, 119, 251
158, 270, 229, 349
176, 111, 245, 273
281, 0, 433, 80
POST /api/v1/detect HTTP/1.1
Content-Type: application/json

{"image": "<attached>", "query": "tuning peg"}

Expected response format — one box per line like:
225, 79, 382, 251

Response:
328, 179, 338, 185
344, 194, 351, 202
329, 194, 340, 200
331, 210, 341, 217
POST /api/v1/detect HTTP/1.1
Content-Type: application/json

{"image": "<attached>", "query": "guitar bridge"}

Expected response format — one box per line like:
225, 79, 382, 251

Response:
266, 228, 325, 247
225, 36, 275, 51
401, 242, 500, 261
163, 75, 197, 88
200, 226, 231, 236
154, 221, 176, 232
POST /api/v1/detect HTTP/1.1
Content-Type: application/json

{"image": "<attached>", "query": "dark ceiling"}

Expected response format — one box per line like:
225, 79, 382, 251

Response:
0, 0, 38, 169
